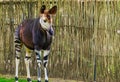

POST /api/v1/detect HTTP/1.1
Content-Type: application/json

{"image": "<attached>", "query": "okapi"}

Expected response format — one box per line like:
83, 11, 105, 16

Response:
14, 5, 57, 82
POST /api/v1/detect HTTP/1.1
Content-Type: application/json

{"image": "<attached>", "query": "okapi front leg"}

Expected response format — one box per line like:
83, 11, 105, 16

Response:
35, 49, 42, 82
25, 48, 32, 82
43, 50, 50, 82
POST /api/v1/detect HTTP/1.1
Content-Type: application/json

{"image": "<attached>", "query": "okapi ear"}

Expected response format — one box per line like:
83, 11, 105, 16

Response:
49, 6, 57, 14
40, 5, 46, 13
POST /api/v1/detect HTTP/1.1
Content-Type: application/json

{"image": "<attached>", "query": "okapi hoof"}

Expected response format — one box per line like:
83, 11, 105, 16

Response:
38, 80, 41, 82
15, 76, 18, 82
45, 80, 48, 82
27, 78, 32, 82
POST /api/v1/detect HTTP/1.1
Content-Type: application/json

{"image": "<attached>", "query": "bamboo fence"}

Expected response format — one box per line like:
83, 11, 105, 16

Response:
0, 0, 120, 82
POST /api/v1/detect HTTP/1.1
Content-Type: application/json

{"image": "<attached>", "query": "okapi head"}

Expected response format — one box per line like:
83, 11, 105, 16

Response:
39, 5, 57, 30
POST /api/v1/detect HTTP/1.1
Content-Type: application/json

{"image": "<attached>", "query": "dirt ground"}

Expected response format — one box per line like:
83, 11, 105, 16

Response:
49, 78, 83, 82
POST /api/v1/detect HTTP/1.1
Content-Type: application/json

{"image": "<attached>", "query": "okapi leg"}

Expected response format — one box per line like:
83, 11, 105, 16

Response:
43, 50, 50, 82
15, 55, 20, 82
14, 37, 22, 82
25, 48, 32, 82
35, 49, 42, 82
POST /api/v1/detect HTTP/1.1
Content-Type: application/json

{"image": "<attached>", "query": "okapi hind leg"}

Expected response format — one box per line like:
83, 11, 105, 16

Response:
15, 56, 20, 82
25, 48, 32, 82
43, 50, 50, 82
14, 36, 22, 82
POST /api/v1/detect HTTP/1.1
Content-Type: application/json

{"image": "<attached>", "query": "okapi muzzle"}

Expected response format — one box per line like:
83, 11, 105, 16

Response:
14, 5, 57, 82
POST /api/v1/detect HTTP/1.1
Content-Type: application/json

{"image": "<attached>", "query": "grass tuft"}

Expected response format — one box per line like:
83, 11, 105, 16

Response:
0, 78, 37, 82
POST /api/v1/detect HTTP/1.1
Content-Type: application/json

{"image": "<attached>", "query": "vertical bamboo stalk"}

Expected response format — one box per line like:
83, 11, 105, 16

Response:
92, 1, 98, 82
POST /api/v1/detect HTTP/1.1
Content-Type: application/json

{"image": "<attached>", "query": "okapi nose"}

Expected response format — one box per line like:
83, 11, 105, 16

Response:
49, 26, 54, 35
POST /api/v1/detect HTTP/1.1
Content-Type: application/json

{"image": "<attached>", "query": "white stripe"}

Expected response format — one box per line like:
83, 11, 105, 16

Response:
44, 68, 48, 80
15, 58, 20, 77
43, 50, 50, 57
35, 50, 41, 54
43, 60, 48, 63
25, 58, 31, 78
38, 78, 41, 81
37, 60, 42, 63
16, 50, 21, 53
14, 43, 22, 45
15, 48, 21, 51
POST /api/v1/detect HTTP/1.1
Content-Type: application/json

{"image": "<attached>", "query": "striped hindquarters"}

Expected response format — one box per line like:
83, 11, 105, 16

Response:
14, 27, 22, 58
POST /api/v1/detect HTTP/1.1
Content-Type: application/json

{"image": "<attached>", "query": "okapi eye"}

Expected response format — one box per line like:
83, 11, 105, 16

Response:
44, 19, 47, 22
47, 15, 50, 20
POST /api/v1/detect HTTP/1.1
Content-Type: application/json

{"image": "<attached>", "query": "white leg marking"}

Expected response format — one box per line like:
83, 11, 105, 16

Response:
15, 58, 20, 77
25, 58, 31, 78
44, 68, 48, 80
38, 78, 41, 81
44, 50, 50, 57
25, 48, 32, 79
35, 50, 42, 81
43, 50, 50, 81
